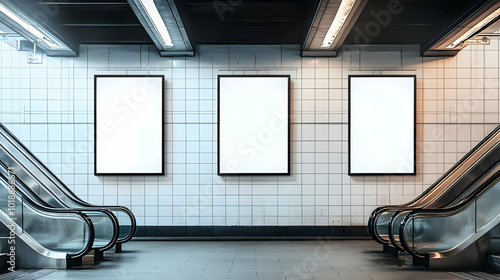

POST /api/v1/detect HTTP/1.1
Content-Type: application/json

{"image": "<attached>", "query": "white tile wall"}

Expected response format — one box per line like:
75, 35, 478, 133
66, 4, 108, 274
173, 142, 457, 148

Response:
0, 40, 498, 227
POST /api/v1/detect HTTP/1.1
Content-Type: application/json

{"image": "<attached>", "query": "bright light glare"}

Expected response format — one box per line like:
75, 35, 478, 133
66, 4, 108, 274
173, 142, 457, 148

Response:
321, 0, 356, 48
447, 7, 500, 48
0, 3, 60, 49
43, 38, 59, 49
138, 0, 174, 47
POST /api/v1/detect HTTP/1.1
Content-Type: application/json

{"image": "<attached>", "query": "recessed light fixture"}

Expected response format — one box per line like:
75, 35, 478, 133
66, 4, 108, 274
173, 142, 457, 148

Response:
321, 0, 357, 48
447, 7, 500, 48
137, 0, 174, 47
0, 3, 60, 49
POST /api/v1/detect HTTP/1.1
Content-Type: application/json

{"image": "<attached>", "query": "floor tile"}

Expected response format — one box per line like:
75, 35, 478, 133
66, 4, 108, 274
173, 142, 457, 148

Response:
34, 240, 496, 280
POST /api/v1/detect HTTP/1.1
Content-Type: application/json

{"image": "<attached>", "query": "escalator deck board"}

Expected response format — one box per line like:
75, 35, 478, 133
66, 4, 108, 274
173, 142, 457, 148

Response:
0, 269, 56, 280
450, 271, 500, 280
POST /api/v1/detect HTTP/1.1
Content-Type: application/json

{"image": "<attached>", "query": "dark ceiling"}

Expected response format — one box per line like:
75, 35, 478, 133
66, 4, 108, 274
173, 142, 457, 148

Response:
6, 0, 499, 54
343, 0, 493, 47
172, 0, 320, 44
12, 0, 152, 44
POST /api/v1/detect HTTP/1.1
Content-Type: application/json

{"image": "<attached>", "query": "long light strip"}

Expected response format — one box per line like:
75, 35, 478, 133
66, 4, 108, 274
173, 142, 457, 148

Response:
138, 0, 174, 47
0, 3, 60, 49
447, 7, 500, 48
321, 0, 356, 48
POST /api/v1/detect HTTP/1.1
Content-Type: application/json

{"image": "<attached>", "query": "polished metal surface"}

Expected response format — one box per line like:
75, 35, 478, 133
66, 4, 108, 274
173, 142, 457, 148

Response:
370, 126, 500, 244
0, 175, 94, 268
399, 170, 500, 268
0, 155, 117, 252
0, 123, 135, 244
407, 205, 476, 254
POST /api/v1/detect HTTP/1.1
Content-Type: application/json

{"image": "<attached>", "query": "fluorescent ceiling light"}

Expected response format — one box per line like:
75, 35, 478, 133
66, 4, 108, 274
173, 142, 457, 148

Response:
138, 0, 174, 47
0, 3, 60, 49
321, 0, 356, 48
447, 7, 500, 48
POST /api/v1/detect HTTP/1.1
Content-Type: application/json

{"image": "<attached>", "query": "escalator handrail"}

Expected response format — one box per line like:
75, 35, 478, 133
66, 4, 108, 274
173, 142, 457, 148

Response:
399, 166, 500, 259
66, 212, 95, 259
0, 172, 95, 259
369, 125, 500, 242
0, 123, 136, 243
370, 205, 421, 244
60, 199, 137, 243
92, 208, 120, 252
387, 209, 413, 252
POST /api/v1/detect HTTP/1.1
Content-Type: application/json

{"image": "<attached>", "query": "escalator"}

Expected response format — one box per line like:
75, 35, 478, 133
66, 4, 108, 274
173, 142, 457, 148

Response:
0, 170, 94, 268
369, 125, 500, 247
0, 123, 136, 251
398, 164, 500, 269
0, 161, 118, 258
387, 160, 500, 252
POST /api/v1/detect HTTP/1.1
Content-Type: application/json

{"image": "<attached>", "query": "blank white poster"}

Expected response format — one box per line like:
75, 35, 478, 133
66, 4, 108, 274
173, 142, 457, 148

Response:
349, 76, 415, 175
218, 76, 290, 175
95, 76, 164, 175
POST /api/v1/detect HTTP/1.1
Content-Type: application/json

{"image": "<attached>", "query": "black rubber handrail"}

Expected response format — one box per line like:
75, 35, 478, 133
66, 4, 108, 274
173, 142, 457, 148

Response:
369, 125, 500, 243
90, 208, 119, 252
0, 123, 136, 244
387, 209, 414, 251
399, 166, 500, 259
0, 170, 95, 259
66, 212, 94, 259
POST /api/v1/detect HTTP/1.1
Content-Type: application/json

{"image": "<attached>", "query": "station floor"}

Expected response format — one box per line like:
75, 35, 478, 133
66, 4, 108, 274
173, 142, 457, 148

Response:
38, 240, 496, 280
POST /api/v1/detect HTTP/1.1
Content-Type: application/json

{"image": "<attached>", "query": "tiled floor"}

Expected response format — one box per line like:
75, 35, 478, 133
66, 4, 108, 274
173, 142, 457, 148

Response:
38, 240, 489, 280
